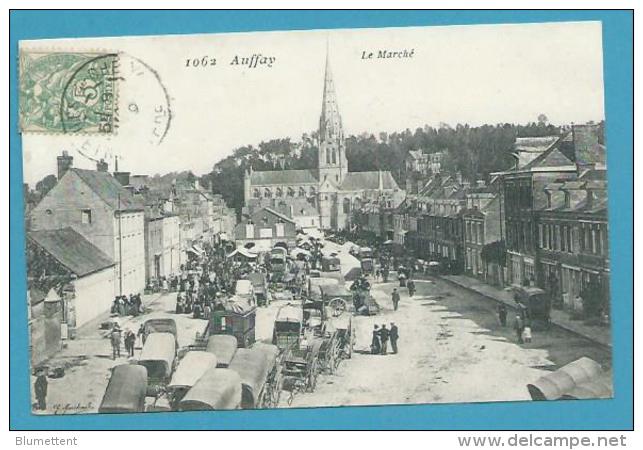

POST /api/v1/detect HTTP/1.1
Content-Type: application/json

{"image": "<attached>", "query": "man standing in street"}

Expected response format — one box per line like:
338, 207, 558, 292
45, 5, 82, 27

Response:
34, 368, 48, 411
513, 314, 524, 344
389, 322, 399, 354
498, 304, 507, 327
124, 329, 136, 357
110, 324, 122, 359
392, 288, 400, 311
379, 324, 390, 355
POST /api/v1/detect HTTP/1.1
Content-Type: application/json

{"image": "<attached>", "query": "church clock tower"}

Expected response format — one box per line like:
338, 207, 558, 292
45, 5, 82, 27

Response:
317, 50, 348, 186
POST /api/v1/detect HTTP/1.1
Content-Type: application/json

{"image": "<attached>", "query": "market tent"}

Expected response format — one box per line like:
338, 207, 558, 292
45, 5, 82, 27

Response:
227, 248, 258, 259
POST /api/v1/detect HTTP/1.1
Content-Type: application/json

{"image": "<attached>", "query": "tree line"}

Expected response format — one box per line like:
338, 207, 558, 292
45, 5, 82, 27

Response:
203, 120, 571, 214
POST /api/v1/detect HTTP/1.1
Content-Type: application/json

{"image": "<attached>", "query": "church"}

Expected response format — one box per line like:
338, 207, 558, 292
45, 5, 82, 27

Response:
243, 53, 404, 231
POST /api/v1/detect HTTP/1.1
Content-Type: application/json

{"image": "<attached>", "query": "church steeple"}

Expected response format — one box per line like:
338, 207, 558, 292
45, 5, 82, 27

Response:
318, 44, 347, 185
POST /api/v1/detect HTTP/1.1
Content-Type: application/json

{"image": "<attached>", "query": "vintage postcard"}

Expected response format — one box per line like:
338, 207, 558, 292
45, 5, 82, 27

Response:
19, 21, 612, 416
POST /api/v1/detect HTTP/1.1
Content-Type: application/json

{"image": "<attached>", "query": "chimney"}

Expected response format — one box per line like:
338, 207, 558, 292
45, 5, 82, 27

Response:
57, 151, 73, 180
573, 123, 603, 167
96, 158, 108, 172
113, 171, 131, 186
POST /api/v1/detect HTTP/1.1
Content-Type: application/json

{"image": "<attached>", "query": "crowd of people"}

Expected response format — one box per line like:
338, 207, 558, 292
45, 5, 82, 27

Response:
371, 323, 399, 355
111, 294, 143, 317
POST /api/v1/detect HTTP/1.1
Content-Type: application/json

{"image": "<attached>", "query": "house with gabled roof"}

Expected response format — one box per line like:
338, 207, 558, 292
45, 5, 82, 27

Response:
27, 227, 116, 330
29, 167, 146, 297
234, 206, 297, 250
493, 122, 607, 289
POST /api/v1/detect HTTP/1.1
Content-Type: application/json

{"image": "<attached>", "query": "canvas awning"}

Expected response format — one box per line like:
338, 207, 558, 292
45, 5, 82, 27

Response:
227, 248, 258, 259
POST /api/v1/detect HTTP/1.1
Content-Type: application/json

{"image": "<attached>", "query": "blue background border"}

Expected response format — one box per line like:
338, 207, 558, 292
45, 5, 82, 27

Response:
9, 10, 633, 430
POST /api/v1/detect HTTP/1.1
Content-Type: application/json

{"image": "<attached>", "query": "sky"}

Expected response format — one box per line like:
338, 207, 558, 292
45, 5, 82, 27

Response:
20, 21, 605, 185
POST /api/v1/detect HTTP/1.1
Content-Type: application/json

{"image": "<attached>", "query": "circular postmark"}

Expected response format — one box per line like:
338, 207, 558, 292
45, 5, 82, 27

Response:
60, 52, 172, 145
60, 53, 119, 134
115, 53, 172, 145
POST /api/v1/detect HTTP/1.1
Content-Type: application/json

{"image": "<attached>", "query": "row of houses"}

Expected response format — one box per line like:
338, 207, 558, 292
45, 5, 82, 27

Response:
355, 123, 609, 319
25, 152, 236, 364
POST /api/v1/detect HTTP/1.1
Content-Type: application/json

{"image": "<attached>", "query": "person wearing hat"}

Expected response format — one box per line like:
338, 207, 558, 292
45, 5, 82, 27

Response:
391, 288, 400, 311
34, 368, 48, 411
389, 322, 399, 354
379, 324, 390, 355
109, 324, 122, 359
371, 325, 381, 355
124, 329, 136, 358
513, 314, 525, 344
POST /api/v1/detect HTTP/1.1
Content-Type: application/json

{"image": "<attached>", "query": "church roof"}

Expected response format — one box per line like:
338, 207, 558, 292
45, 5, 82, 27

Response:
250, 169, 318, 186
339, 171, 399, 191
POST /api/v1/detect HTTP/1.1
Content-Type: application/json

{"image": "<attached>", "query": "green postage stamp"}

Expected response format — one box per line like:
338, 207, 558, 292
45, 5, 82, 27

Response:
19, 51, 119, 134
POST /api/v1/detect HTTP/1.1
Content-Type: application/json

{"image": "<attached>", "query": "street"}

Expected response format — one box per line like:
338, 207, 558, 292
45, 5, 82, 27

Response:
285, 276, 611, 408
34, 273, 611, 414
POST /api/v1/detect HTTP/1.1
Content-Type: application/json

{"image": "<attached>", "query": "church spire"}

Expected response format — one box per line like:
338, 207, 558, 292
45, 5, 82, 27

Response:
320, 43, 342, 140
318, 42, 347, 185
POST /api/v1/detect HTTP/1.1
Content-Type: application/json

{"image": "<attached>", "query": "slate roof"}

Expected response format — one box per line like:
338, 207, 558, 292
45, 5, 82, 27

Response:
254, 207, 296, 224
512, 135, 564, 169
407, 150, 426, 160
339, 171, 399, 191
28, 227, 115, 277
29, 287, 47, 306
70, 169, 144, 211
250, 169, 318, 186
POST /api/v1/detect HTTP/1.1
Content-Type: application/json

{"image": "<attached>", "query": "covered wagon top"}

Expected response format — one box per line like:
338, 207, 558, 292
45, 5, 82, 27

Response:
99, 364, 147, 413
275, 304, 303, 323
178, 368, 242, 411
168, 351, 217, 390
139, 332, 176, 364
527, 357, 612, 401
214, 297, 257, 315
206, 335, 238, 367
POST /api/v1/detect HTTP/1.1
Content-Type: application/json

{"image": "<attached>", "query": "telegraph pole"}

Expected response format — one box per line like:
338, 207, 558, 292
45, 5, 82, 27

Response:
118, 193, 123, 296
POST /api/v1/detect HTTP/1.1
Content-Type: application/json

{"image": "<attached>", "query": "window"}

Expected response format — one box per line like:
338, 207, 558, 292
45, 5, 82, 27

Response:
275, 223, 284, 237
579, 225, 585, 252
259, 228, 273, 238
343, 198, 351, 214
591, 227, 597, 254
245, 223, 254, 237
332, 150, 337, 164
81, 209, 92, 224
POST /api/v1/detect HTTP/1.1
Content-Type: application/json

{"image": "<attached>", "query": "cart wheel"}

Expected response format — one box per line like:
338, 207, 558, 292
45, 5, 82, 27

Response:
329, 298, 347, 317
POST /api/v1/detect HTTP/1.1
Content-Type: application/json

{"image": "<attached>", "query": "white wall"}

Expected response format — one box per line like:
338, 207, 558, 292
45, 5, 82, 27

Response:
113, 211, 146, 295
73, 266, 116, 328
